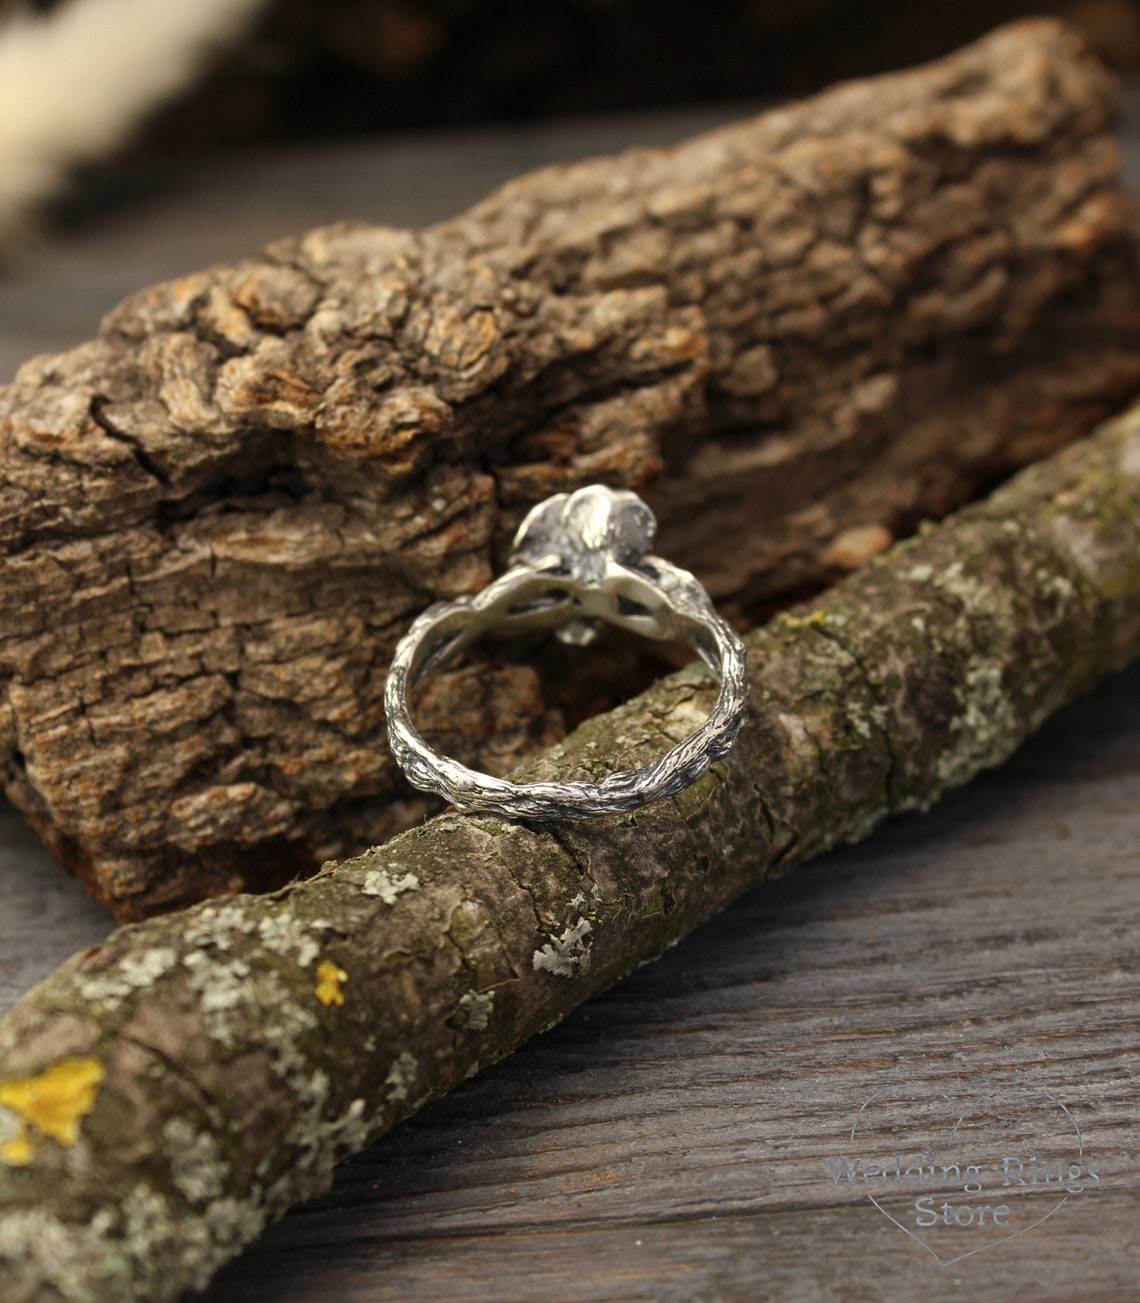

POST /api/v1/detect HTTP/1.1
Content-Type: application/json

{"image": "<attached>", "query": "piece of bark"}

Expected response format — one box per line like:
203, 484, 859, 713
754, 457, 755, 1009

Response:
2, 18, 1140, 921
2, 374, 1140, 1303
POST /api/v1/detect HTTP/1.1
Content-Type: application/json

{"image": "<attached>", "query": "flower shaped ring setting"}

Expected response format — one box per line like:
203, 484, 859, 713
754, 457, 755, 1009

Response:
385, 484, 749, 820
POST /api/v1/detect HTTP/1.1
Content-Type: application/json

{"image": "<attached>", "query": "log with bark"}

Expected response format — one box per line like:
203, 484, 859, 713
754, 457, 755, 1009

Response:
2, 377, 1140, 1303
1, 18, 1139, 920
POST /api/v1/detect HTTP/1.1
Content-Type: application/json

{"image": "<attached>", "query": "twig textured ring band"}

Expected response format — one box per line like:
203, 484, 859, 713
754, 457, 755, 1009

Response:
385, 484, 749, 820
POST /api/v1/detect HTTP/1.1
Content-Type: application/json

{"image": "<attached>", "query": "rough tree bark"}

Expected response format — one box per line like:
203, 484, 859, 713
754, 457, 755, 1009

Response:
1, 19, 1139, 920
2, 379, 1140, 1303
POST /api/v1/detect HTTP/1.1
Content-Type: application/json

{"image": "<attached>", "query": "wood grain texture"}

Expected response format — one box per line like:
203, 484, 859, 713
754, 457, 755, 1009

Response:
4, 19, 1140, 920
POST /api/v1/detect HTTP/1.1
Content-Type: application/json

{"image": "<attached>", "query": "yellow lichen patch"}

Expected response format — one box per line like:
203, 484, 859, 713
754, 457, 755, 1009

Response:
315, 960, 348, 1007
785, 609, 829, 631
0, 1128, 36, 1167
0, 1057, 105, 1147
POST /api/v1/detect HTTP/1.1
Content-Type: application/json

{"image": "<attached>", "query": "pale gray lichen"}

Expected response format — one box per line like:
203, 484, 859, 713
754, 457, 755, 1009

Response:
0, 1206, 121, 1301
0, 1105, 22, 1147
457, 989, 494, 1031
533, 918, 593, 977
256, 912, 322, 967
322, 1097, 370, 1156
121, 1181, 178, 1263
77, 946, 178, 1008
384, 1051, 418, 1103
95, 1186, 268, 1299
163, 1117, 227, 1205
1042, 571, 1077, 603
182, 952, 251, 1043
124, 1181, 267, 1296
361, 868, 421, 904
182, 903, 253, 952
193, 1198, 268, 1285
848, 712, 874, 740
295, 1067, 330, 1118
180, 950, 319, 1061
1045, 513, 1114, 583
253, 982, 320, 1084
258, 1090, 373, 1221
937, 659, 1021, 787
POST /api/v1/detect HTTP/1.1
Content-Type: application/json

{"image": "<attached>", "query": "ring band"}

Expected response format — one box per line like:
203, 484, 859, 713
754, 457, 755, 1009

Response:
384, 484, 749, 820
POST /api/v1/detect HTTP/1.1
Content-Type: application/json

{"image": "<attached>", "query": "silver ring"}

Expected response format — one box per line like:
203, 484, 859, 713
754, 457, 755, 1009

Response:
384, 484, 749, 820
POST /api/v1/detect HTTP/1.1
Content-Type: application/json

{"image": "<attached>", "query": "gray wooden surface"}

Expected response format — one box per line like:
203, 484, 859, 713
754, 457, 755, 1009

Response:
1, 103, 1139, 1303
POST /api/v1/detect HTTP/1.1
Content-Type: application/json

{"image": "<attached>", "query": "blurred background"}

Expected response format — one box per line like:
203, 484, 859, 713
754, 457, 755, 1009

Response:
4, 0, 1140, 378
5, 1, 1140, 224
45, 0, 1140, 147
